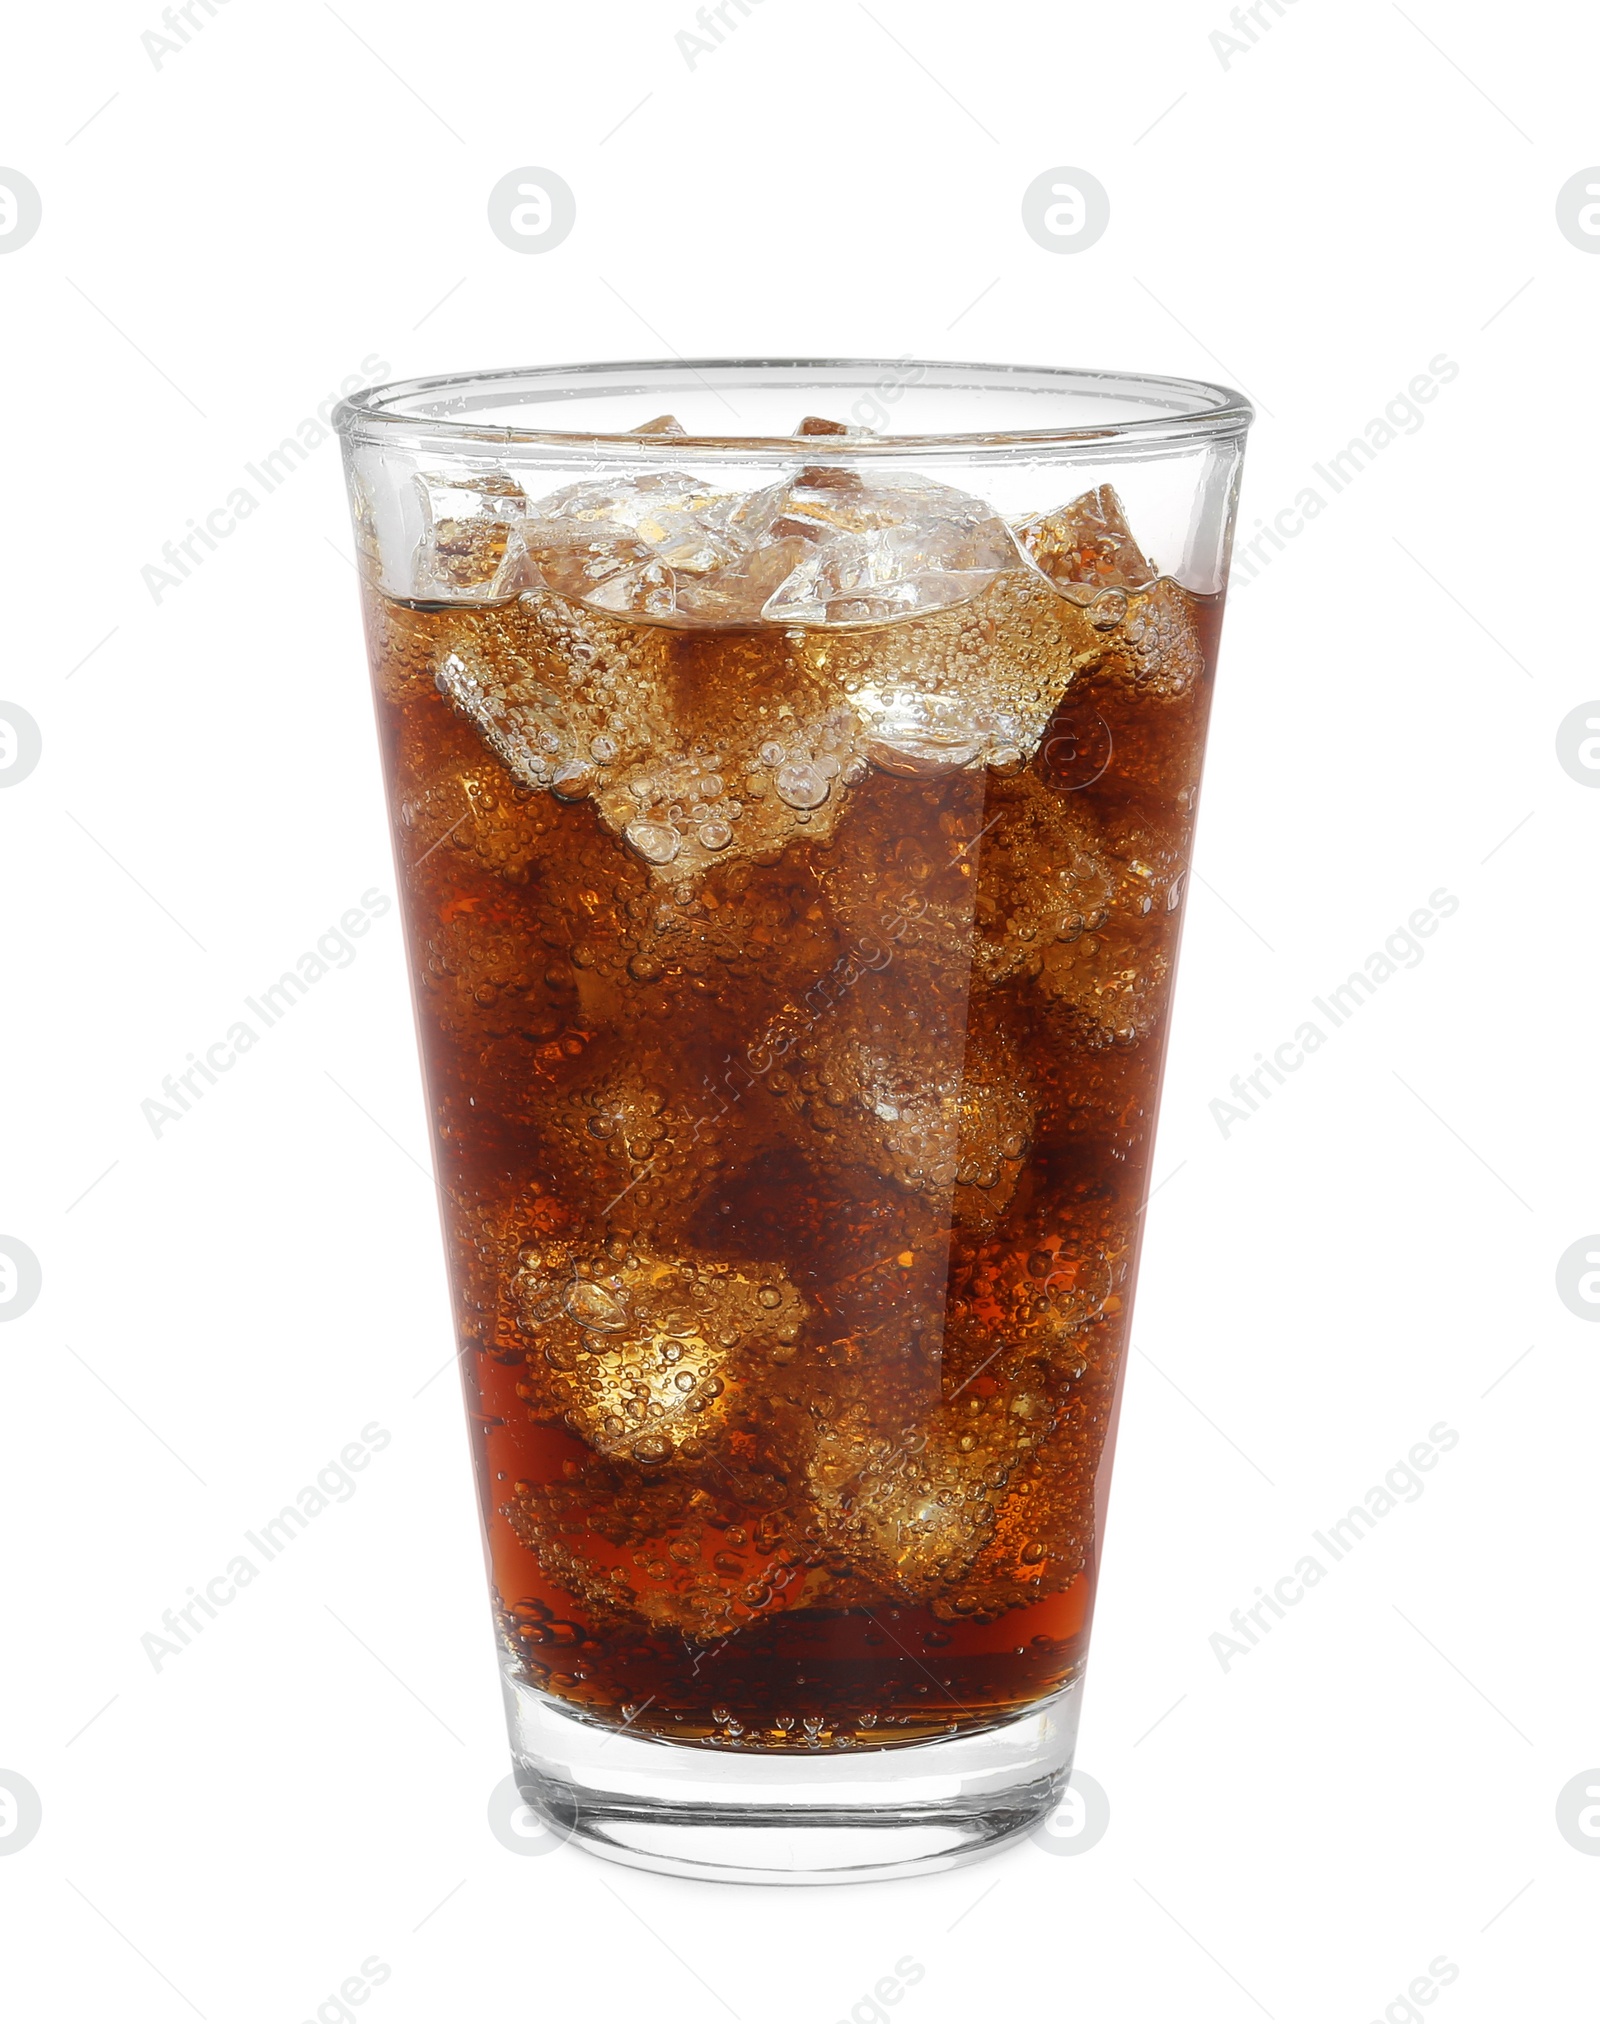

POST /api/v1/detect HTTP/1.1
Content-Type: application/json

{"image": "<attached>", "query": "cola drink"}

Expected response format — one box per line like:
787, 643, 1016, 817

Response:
358, 426, 1221, 1751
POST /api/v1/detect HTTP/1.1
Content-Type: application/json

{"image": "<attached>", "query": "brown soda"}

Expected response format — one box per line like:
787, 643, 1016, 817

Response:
360, 535, 1221, 1752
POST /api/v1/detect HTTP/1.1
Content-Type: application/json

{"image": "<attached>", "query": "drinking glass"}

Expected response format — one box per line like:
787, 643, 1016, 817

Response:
334, 360, 1251, 1881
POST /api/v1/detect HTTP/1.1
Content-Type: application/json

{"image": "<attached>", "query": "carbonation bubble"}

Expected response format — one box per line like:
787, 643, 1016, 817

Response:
624, 819, 682, 865
551, 762, 595, 799
775, 761, 829, 809
698, 820, 733, 850
563, 1279, 629, 1332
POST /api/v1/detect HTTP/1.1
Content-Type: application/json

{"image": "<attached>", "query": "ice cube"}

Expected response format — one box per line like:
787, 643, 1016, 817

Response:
432, 591, 874, 881
780, 1001, 1032, 1233
1014, 484, 1154, 598
539, 1050, 801, 1255
764, 523, 1006, 627
580, 536, 817, 626
1039, 915, 1173, 1047
806, 1393, 1047, 1601
511, 1242, 805, 1466
582, 559, 679, 618
431, 624, 662, 808
521, 469, 745, 609
523, 470, 722, 544
459, 464, 1014, 632
797, 566, 1105, 775
517, 465, 1018, 632
859, 693, 995, 778
1034, 813, 1187, 1044
764, 784, 1034, 1221
792, 415, 877, 487
678, 537, 823, 623
1089, 576, 1205, 699
501, 1233, 829, 1643
762, 474, 1018, 626
965, 771, 1120, 989
413, 470, 529, 596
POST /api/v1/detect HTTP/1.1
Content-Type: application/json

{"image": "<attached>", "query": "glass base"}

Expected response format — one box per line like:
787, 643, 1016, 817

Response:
504, 1674, 1080, 1884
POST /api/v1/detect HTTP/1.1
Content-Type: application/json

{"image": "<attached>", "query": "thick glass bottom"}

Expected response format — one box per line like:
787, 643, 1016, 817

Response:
503, 1673, 1080, 1884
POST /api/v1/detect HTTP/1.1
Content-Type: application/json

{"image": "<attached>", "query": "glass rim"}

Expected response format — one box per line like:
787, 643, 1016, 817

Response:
332, 357, 1254, 460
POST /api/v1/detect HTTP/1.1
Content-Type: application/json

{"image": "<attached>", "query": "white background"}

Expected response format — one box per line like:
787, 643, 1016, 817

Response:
2, 0, 1596, 2017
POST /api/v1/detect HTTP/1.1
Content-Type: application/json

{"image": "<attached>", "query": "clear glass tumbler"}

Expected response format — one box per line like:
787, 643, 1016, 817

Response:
334, 361, 1250, 1882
